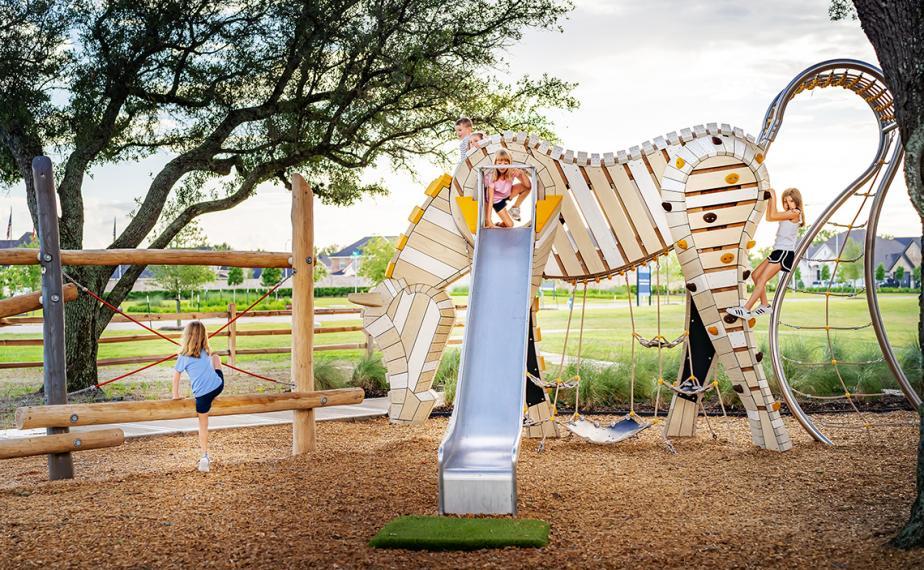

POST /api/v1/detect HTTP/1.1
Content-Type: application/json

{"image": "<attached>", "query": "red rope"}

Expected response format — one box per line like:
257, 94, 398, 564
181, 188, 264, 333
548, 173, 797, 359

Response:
208, 274, 292, 339
223, 362, 292, 386
64, 272, 294, 390
64, 275, 180, 347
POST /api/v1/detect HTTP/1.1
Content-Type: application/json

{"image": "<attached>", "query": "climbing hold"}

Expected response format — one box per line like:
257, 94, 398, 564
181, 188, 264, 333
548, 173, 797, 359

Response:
677, 239, 688, 250
707, 326, 718, 335
763, 190, 772, 200
408, 206, 424, 224
396, 234, 409, 251
748, 317, 756, 328
686, 282, 697, 293
743, 269, 751, 279
711, 136, 722, 145
723, 314, 737, 324
755, 351, 763, 362
733, 384, 744, 393
755, 152, 765, 164
385, 261, 395, 279
661, 201, 672, 212
771, 401, 782, 412
746, 240, 756, 249
720, 253, 734, 264
703, 212, 717, 223
725, 172, 740, 184
675, 157, 685, 168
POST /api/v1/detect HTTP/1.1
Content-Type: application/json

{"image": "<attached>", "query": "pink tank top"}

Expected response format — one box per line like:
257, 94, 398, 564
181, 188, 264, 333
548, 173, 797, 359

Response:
486, 175, 512, 203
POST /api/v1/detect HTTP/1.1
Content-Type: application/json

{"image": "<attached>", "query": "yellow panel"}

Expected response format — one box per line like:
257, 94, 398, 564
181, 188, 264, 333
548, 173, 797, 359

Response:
396, 234, 409, 251
535, 195, 563, 233
408, 206, 424, 224
455, 197, 478, 233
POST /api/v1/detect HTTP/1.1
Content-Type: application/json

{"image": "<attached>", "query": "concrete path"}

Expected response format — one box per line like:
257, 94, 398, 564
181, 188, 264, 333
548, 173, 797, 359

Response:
0, 397, 389, 441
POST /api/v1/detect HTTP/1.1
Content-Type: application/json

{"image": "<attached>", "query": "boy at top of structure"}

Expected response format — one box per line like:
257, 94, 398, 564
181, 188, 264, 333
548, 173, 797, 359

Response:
172, 320, 225, 472
727, 187, 806, 320
455, 118, 486, 163
484, 149, 532, 228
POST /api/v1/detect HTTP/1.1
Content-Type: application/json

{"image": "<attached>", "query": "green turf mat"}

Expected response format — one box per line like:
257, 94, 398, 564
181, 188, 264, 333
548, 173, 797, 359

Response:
369, 515, 549, 551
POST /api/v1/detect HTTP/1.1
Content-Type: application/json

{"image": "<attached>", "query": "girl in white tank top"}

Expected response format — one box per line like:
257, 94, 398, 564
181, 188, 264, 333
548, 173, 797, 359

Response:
727, 188, 806, 320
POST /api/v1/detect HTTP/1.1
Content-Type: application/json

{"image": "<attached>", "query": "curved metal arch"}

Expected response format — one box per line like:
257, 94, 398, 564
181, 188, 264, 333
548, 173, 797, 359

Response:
763, 59, 916, 444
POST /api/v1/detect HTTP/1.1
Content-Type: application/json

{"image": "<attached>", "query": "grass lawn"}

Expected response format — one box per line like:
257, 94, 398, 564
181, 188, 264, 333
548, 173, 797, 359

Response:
369, 516, 549, 550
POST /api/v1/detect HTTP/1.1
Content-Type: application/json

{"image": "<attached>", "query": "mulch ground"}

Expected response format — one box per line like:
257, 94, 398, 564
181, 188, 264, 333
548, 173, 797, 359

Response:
0, 412, 922, 569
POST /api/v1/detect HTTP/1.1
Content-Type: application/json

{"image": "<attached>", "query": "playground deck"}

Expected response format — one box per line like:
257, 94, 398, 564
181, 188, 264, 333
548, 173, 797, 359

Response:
0, 413, 921, 568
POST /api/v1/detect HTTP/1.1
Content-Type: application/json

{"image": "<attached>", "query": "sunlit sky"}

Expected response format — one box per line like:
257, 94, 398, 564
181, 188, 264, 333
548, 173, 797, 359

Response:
2, 0, 920, 252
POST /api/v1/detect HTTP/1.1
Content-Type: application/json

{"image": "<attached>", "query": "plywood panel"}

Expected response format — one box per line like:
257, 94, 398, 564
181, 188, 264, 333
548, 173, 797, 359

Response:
685, 188, 760, 209
688, 203, 759, 230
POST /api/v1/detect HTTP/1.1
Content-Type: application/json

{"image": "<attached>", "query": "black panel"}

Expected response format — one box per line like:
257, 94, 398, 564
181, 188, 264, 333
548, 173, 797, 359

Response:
678, 299, 716, 402
525, 311, 547, 407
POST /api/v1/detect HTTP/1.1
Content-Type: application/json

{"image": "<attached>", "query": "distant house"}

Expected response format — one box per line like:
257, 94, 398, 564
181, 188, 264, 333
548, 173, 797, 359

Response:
798, 230, 921, 287
325, 236, 398, 276
0, 231, 33, 251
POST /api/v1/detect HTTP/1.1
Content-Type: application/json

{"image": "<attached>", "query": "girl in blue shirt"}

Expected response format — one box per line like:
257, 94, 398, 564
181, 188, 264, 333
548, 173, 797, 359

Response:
172, 320, 224, 472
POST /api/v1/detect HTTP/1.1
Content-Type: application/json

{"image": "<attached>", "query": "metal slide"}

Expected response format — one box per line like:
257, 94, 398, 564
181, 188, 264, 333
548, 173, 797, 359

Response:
438, 226, 535, 515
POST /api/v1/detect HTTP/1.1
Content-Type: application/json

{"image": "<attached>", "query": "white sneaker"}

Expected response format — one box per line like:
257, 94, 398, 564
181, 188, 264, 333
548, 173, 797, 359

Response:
510, 206, 521, 221
198, 455, 210, 473
726, 306, 750, 319
752, 304, 772, 317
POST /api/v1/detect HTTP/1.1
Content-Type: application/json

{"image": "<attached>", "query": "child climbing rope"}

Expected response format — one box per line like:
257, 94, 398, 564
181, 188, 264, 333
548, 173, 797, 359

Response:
172, 321, 225, 472
484, 149, 532, 227
728, 187, 805, 319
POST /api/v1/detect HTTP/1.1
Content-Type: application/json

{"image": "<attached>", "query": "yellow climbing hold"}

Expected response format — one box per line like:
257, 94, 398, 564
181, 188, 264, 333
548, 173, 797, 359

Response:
535, 327, 542, 341
385, 260, 395, 279
707, 326, 718, 335
712, 380, 719, 387
677, 239, 688, 250
396, 234, 409, 251
724, 173, 740, 184
675, 157, 686, 168
424, 173, 451, 197
771, 401, 782, 412
748, 317, 756, 328
755, 153, 765, 164
720, 252, 734, 264
455, 196, 478, 233
539, 356, 547, 371
746, 240, 756, 249
408, 206, 424, 224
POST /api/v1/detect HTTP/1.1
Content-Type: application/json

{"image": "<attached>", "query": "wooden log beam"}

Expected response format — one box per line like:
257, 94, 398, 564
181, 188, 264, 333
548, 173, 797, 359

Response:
16, 388, 364, 429
291, 173, 315, 454
0, 429, 125, 460
0, 248, 292, 268
0, 283, 78, 319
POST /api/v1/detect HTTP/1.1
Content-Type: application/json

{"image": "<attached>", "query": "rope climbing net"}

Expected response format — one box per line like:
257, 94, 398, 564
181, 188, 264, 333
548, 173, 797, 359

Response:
64, 271, 294, 397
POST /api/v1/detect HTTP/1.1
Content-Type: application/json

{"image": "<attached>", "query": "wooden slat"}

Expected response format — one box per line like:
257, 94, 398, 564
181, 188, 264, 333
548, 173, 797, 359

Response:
561, 163, 623, 269
583, 166, 644, 261
604, 164, 662, 254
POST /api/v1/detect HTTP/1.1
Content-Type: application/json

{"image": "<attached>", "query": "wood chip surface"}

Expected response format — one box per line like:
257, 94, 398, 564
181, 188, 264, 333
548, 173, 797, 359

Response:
0, 412, 922, 568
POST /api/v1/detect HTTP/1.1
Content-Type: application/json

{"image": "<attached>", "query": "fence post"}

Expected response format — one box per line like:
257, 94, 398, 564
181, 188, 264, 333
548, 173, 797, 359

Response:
227, 302, 237, 367
34, 156, 74, 480
365, 331, 374, 358
291, 173, 315, 454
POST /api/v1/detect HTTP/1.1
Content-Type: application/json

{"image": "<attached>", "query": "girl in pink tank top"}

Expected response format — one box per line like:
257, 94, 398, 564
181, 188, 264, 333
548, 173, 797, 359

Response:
484, 149, 532, 228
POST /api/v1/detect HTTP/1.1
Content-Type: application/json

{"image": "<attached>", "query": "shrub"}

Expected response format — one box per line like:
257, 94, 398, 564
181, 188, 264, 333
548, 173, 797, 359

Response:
351, 354, 388, 396
313, 359, 347, 390
434, 349, 461, 405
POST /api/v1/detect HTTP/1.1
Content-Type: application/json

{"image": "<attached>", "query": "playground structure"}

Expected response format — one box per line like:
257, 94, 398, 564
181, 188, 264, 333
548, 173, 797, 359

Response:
0, 162, 363, 480
348, 59, 920, 514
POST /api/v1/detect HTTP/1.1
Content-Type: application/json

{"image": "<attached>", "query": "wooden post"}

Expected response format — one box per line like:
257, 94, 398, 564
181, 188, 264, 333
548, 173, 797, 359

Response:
291, 174, 315, 454
227, 302, 237, 367
34, 156, 74, 480
365, 331, 374, 358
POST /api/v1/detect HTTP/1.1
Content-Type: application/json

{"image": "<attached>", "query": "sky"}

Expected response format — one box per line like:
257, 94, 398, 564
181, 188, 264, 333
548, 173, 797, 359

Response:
2, 0, 920, 253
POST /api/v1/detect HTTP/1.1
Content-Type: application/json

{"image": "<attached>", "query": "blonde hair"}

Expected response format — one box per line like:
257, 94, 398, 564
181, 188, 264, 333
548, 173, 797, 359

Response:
781, 188, 806, 227
179, 321, 211, 357
491, 149, 513, 182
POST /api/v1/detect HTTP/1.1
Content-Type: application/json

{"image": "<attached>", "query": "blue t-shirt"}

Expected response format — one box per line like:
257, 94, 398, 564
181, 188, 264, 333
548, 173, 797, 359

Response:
175, 351, 223, 397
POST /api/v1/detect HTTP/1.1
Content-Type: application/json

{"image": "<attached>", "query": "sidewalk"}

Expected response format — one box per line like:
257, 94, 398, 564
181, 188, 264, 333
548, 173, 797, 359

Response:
0, 397, 389, 441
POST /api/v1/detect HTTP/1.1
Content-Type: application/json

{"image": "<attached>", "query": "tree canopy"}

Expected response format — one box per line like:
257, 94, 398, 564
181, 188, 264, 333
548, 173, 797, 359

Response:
358, 236, 397, 285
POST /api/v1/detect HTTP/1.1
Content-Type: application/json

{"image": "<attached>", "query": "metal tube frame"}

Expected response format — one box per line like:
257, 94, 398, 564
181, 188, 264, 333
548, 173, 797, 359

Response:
762, 59, 916, 444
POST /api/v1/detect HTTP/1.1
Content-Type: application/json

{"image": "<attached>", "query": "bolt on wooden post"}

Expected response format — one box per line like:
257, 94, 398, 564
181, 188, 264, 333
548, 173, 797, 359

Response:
33, 156, 75, 480
291, 174, 315, 454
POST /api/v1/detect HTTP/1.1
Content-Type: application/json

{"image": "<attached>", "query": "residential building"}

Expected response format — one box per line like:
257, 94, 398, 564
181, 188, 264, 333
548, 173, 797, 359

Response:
798, 230, 921, 287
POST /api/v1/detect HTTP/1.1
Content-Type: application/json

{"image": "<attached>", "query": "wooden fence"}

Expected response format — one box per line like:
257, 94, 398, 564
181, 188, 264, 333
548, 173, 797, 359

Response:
0, 303, 466, 370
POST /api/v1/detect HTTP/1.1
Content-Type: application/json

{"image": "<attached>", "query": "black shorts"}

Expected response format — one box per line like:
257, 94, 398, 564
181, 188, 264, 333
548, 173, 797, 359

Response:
195, 370, 224, 414
768, 249, 795, 272
492, 198, 510, 212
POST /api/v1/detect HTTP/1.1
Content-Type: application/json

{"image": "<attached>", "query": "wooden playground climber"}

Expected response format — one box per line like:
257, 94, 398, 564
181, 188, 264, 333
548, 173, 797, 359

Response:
0, 164, 362, 480
355, 58, 916, 455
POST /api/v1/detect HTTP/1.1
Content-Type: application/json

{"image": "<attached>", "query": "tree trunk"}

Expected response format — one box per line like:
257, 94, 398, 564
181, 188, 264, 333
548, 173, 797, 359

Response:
852, 0, 924, 549
63, 266, 108, 390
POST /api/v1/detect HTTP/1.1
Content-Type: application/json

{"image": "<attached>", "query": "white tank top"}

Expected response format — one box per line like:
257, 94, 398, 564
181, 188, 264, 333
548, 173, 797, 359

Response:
772, 210, 801, 251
